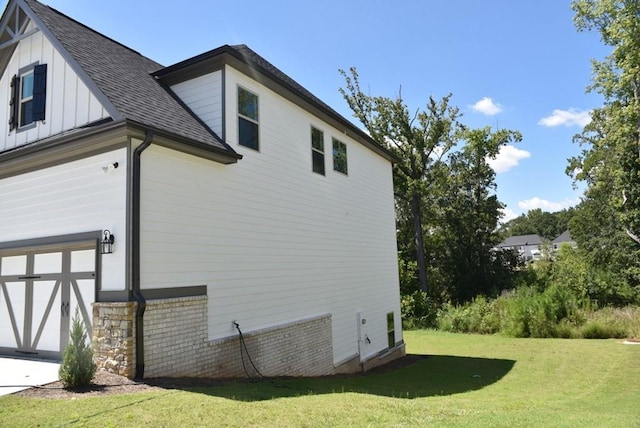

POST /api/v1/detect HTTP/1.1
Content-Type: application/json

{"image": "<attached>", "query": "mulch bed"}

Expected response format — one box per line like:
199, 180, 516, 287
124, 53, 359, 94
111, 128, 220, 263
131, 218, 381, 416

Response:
14, 354, 426, 400
14, 371, 163, 399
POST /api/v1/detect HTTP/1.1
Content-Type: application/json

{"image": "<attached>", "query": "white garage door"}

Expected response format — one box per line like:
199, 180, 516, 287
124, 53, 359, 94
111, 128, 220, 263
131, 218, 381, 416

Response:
0, 243, 95, 359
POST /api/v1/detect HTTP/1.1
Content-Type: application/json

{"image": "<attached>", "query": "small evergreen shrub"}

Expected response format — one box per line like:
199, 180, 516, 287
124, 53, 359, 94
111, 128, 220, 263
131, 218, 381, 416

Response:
58, 308, 97, 389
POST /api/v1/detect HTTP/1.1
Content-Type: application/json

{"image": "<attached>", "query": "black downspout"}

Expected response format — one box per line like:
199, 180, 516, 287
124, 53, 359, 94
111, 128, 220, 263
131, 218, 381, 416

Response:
132, 131, 153, 381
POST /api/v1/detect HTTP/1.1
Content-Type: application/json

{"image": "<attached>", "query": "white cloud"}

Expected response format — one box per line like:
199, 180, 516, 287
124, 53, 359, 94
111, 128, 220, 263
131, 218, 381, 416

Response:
518, 197, 580, 212
487, 144, 531, 174
538, 108, 591, 127
469, 97, 503, 116
500, 207, 519, 223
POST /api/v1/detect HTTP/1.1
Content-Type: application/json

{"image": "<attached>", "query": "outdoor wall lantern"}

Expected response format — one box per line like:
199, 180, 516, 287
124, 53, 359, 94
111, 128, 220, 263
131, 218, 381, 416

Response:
101, 230, 115, 254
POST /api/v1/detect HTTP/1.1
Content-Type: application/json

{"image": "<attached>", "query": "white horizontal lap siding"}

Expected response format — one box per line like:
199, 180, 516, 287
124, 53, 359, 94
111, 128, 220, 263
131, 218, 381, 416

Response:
170, 71, 223, 137
0, 149, 128, 291
0, 27, 109, 152
227, 67, 401, 362
139, 66, 400, 364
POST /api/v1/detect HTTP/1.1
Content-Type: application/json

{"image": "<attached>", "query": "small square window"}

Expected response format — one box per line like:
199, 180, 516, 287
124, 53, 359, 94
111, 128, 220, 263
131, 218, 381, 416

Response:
332, 138, 348, 175
238, 86, 259, 150
311, 127, 325, 175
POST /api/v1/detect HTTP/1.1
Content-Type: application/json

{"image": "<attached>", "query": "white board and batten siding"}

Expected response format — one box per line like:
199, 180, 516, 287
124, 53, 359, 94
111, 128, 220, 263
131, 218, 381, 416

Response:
0, 149, 128, 291
139, 65, 401, 364
0, 23, 109, 152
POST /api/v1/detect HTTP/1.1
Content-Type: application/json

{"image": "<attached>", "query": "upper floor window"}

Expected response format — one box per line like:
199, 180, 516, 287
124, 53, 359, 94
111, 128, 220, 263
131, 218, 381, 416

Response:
311, 126, 325, 175
237, 86, 259, 150
332, 138, 348, 175
9, 63, 47, 131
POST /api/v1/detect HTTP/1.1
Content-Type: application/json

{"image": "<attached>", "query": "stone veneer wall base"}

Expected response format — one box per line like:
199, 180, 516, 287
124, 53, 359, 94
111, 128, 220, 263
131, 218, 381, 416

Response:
92, 302, 136, 378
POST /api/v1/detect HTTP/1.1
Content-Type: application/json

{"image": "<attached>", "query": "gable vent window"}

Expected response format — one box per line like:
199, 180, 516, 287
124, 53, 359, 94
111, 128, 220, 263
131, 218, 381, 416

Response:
237, 86, 259, 150
311, 126, 325, 175
10, 63, 47, 131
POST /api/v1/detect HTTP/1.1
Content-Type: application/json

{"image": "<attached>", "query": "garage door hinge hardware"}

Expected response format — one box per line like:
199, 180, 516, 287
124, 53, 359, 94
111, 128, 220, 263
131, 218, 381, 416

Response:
18, 275, 41, 279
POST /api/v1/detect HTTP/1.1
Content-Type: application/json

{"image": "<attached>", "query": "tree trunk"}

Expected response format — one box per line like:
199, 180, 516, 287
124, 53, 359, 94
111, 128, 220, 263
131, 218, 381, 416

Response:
411, 193, 428, 292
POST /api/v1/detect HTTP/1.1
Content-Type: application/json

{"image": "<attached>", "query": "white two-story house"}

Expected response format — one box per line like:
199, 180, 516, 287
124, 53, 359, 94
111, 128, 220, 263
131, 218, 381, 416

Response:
0, 0, 404, 379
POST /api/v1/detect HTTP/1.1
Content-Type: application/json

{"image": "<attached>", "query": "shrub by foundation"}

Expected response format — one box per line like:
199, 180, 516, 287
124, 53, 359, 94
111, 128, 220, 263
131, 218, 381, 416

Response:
59, 308, 97, 389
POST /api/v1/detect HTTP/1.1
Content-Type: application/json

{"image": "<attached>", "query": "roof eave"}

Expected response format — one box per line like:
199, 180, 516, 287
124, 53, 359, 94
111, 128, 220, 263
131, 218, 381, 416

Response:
0, 119, 241, 179
125, 120, 242, 165
153, 46, 399, 164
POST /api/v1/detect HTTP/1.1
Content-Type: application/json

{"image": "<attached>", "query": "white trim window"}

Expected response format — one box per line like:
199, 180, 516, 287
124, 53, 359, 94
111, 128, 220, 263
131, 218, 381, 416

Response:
237, 86, 259, 150
311, 126, 325, 175
332, 138, 348, 175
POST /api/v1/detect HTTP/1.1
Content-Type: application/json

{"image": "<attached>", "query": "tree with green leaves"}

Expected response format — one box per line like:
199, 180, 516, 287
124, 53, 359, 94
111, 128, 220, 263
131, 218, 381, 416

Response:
501, 208, 574, 241
340, 67, 463, 293
340, 69, 522, 302
439, 127, 522, 302
569, 0, 640, 289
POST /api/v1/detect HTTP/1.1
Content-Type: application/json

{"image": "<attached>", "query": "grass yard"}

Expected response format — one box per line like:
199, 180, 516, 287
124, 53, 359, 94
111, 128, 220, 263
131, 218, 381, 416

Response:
1, 331, 639, 427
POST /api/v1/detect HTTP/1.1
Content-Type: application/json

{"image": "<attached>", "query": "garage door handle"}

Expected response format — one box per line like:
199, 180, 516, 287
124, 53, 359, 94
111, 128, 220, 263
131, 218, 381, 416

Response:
18, 275, 41, 279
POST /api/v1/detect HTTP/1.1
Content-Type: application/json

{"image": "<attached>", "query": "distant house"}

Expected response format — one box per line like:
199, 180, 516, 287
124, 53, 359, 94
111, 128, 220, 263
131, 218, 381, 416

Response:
0, 0, 404, 379
495, 234, 543, 262
552, 230, 577, 251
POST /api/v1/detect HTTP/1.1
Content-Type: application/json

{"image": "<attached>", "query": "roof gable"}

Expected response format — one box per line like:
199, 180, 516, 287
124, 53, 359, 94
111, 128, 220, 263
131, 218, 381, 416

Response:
552, 230, 574, 244
0, 1, 37, 74
2, 0, 238, 161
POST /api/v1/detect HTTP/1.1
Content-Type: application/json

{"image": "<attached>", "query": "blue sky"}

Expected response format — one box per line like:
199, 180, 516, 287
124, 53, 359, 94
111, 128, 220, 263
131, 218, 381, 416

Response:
25, 0, 610, 221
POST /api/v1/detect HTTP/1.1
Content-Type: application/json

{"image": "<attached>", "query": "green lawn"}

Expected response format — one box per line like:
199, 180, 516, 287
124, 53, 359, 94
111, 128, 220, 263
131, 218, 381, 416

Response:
1, 331, 639, 427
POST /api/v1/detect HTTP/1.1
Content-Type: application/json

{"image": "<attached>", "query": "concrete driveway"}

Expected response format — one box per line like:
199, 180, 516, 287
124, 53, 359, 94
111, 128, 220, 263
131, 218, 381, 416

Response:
0, 357, 60, 396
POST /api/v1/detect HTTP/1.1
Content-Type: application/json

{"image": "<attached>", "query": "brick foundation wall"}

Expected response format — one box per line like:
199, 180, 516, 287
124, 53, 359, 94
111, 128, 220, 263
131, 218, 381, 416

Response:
142, 296, 334, 378
204, 315, 334, 378
92, 302, 136, 378
143, 296, 209, 377
93, 295, 404, 379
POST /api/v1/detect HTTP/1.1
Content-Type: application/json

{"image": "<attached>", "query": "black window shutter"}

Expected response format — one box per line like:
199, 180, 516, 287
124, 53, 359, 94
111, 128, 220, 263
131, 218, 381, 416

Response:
9, 74, 19, 130
32, 64, 47, 122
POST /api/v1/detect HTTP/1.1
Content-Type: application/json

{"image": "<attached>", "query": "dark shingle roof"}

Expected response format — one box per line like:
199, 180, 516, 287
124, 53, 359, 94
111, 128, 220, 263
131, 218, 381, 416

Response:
229, 44, 343, 124
23, 0, 237, 157
553, 230, 574, 244
496, 234, 543, 248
